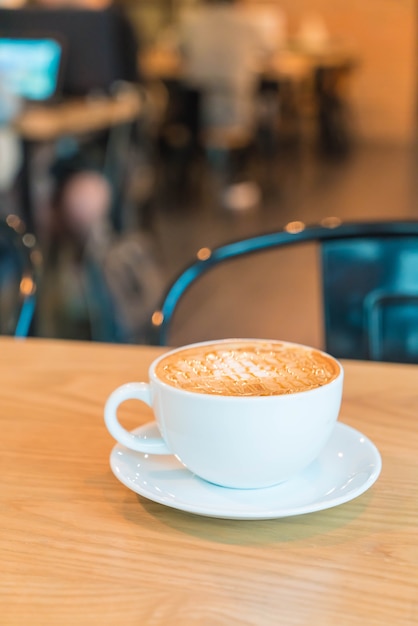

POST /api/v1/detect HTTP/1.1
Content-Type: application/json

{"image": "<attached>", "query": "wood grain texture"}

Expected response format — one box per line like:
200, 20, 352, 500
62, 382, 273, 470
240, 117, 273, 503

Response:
1, 337, 417, 625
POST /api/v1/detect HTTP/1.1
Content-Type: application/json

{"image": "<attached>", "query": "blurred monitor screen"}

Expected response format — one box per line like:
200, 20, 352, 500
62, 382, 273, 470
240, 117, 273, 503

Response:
0, 37, 62, 101
0, 8, 136, 96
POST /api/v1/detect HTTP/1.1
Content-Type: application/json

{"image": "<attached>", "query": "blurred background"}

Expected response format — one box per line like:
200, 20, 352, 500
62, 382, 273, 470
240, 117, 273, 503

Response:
1, 0, 418, 346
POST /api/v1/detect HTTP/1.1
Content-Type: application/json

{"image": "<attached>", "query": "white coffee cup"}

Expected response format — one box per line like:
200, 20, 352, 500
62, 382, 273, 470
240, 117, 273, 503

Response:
104, 339, 343, 489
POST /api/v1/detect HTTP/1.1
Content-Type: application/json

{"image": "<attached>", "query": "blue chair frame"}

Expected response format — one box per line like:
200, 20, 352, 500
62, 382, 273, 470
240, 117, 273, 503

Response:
0, 217, 39, 338
153, 220, 418, 363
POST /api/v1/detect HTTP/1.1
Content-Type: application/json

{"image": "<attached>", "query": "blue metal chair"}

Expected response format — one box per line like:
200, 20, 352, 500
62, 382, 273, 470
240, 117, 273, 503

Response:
0, 215, 40, 337
153, 219, 418, 363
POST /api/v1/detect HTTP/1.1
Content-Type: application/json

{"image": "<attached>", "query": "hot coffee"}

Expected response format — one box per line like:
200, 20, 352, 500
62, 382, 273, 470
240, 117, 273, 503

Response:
155, 340, 340, 396
105, 338, 343, 487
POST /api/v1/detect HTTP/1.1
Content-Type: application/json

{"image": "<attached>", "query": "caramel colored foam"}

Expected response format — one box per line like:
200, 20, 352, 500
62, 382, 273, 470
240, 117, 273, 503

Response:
155, 341, 340, 396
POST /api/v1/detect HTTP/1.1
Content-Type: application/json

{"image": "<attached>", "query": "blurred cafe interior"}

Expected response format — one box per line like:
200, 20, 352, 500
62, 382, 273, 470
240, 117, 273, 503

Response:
4, 3, 418, 624
1, 0, 418, 349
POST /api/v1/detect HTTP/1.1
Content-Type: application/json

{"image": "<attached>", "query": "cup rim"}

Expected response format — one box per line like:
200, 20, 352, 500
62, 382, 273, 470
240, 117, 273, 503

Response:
150, 338, 343, 400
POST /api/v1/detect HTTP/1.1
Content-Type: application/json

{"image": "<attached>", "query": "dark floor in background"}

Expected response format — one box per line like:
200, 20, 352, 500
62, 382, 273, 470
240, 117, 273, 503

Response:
148, 143, 418, 346
151, 143, 418, 278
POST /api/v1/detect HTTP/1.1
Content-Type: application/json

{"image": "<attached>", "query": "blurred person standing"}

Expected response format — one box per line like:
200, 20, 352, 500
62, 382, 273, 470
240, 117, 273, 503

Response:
27, 0, 161, 341
38, 155, 164, 344
177, 0, 274, 210
179, 0, 269, 136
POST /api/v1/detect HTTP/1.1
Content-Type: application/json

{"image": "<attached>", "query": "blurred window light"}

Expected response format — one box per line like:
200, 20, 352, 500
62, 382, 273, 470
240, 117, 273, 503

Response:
20, 276, 35, 296
152, 311, 164, 327
197, 247, 212, 261
321, 216, 342, 229
22, 233, 36, 248
285, 220, 305, 234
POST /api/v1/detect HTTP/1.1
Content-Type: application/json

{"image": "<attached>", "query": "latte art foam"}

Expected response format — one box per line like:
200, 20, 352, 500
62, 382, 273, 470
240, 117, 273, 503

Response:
155, 341, 340, 396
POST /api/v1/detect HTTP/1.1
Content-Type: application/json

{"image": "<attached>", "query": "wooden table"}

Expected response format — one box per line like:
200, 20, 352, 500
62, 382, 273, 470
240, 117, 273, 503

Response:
1, 338, 417, 625
141, 44, 357, 159
140, 44, 356, 84
14, 90, 142, 143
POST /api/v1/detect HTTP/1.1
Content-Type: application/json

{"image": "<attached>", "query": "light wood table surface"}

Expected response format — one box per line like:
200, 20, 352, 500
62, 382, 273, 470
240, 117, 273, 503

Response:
140, 45, 356, 84
1, 338, 417, 625
14, 90, 142, 142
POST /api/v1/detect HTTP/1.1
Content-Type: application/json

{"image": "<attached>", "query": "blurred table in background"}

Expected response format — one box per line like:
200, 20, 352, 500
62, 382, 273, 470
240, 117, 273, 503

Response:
141, 43, 358, 156
141, 41, 357, 84
15, 90, 142, 141
14, 89, 143, 233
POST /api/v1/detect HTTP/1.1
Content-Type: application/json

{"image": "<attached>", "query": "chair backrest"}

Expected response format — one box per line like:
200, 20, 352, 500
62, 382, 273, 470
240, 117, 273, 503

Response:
0, 216, 39, 337
153, 220, 418, 363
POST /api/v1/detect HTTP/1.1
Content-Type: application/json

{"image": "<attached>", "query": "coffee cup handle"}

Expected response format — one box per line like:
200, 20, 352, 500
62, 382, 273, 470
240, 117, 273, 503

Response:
104, 382, 171, 454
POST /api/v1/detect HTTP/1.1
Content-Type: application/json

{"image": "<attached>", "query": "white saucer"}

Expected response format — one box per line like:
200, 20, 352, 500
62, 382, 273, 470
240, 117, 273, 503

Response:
110, 422, 382, 520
